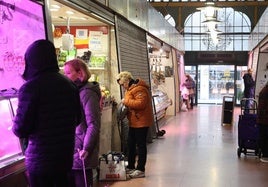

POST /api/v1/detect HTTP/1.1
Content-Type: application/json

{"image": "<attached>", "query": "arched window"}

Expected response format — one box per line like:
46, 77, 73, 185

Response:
165, 14, 176, 27
184, 8, 251, 51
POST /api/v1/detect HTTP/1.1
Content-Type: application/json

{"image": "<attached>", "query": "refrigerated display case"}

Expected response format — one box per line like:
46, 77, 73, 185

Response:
152, 90, 172, 120
0, 90, 27, 186
0, 0, 47, 91
0, 0, 48, 184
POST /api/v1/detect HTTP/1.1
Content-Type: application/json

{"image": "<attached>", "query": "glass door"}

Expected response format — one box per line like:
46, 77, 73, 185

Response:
197, 65, 235, 104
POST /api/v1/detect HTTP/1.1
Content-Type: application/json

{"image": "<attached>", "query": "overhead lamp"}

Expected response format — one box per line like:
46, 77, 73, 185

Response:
51, 4, 61, 9
209, 29, 223, 34
62, 17, 74, 51
197, 1, 222, 24
50, 4, 60, 12
202, 18, 221, 31
202, 18, 221, 24
197, 2, 221, 13
159, 47, 163, 54
50, 8, 59, 12
66, 11, 74, 15
159, 42, 164, 54
211, 34, 221, 45
206, 29, 223, 35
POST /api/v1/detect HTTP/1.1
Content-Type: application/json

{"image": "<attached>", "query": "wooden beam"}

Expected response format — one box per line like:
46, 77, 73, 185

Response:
254, 6, 258, 26
177, 6, 182, 29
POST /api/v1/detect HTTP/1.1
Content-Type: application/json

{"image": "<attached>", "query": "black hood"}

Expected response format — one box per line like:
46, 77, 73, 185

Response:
22, 39, 59, 81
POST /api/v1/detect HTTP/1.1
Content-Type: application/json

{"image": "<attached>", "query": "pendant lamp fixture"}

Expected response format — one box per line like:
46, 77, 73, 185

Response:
197, 1, 222, 24
197, 1, 222, 45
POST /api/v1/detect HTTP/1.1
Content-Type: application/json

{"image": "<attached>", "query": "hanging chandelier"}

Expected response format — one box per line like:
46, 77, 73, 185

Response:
197, 2, 221, 21
197, 1, 222, 46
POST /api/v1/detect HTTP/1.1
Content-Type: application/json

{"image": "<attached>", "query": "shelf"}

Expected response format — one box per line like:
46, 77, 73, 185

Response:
89, 67, 105, 70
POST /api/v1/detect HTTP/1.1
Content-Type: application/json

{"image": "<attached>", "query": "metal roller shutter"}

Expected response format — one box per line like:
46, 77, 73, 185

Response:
115, 15, 150, 85
115, 16, 156, 142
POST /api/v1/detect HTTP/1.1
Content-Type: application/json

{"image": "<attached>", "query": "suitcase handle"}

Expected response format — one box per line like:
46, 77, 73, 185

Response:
240, 98, 258, 115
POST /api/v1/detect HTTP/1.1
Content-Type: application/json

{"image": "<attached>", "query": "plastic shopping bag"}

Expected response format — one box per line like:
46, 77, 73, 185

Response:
98, 152, 126, 181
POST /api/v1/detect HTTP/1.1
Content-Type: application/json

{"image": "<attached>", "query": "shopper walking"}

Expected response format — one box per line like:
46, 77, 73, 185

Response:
257, 82, 268, 163
182, 74, 195, 109
116, 71, 153, 178
64, 58, 101, 187
12, 39, 81, 187
181, 84, 190, 111
243, 68, 255, 112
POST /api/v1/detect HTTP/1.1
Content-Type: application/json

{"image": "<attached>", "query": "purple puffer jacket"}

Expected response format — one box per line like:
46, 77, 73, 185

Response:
12, 40, 81, 175
72, 81, 101, 170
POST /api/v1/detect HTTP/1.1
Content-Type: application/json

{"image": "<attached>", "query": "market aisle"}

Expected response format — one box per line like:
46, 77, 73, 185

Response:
95, 105, 268, 187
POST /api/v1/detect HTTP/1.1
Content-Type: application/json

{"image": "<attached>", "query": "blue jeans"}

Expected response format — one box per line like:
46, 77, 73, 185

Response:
127, 127, 149, 172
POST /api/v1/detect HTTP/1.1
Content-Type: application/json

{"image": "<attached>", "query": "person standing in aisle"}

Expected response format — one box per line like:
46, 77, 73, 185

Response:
12, 40, 81, 187
182, 74, 195, 109
116, 71, 153, 178
243, 68, 255, 112
257, 82, 268, 163
181, 84, 190, 112
64, 58, 101, 187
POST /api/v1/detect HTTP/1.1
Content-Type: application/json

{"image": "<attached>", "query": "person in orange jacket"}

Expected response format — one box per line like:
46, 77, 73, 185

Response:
117, 71, 153, 178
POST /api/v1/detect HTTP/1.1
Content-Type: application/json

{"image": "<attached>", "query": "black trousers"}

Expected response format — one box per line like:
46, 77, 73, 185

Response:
127, 127, 149, 172
28, 171, 70, 187
259, 124, 268, 157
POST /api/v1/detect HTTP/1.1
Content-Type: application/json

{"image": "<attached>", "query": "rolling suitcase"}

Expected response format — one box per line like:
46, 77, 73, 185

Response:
237, 98, 261, 157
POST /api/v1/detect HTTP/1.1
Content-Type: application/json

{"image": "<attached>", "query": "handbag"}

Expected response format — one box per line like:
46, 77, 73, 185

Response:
181, 102, 188, 112
98, 152, 127, 181
117, 102, 128, 121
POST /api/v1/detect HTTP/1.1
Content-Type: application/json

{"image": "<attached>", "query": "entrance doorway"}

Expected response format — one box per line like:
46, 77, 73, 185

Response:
185, 65, 241, 104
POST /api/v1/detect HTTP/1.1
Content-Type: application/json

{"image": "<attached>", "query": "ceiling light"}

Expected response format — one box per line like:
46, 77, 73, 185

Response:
197, 2, 221, 12
202, 19, 221, 24
197, 1, 222, 23
66, 11, 74, 15
51, 4, 61, 9
50, 8, 59, 12
206, 29, 223, 35
202, 18, 221, 31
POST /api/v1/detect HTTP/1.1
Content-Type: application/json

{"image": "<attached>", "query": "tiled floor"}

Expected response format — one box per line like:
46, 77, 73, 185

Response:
95, 105, 268, 187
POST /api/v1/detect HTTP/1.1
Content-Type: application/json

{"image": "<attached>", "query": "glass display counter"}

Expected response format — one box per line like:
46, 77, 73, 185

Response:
152, 90, 172, 120
0, 0, 49, 185
0, 90, 27, 186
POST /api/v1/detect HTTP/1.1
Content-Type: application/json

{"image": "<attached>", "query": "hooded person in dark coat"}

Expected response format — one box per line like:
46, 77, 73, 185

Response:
12, 39, 81, 187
